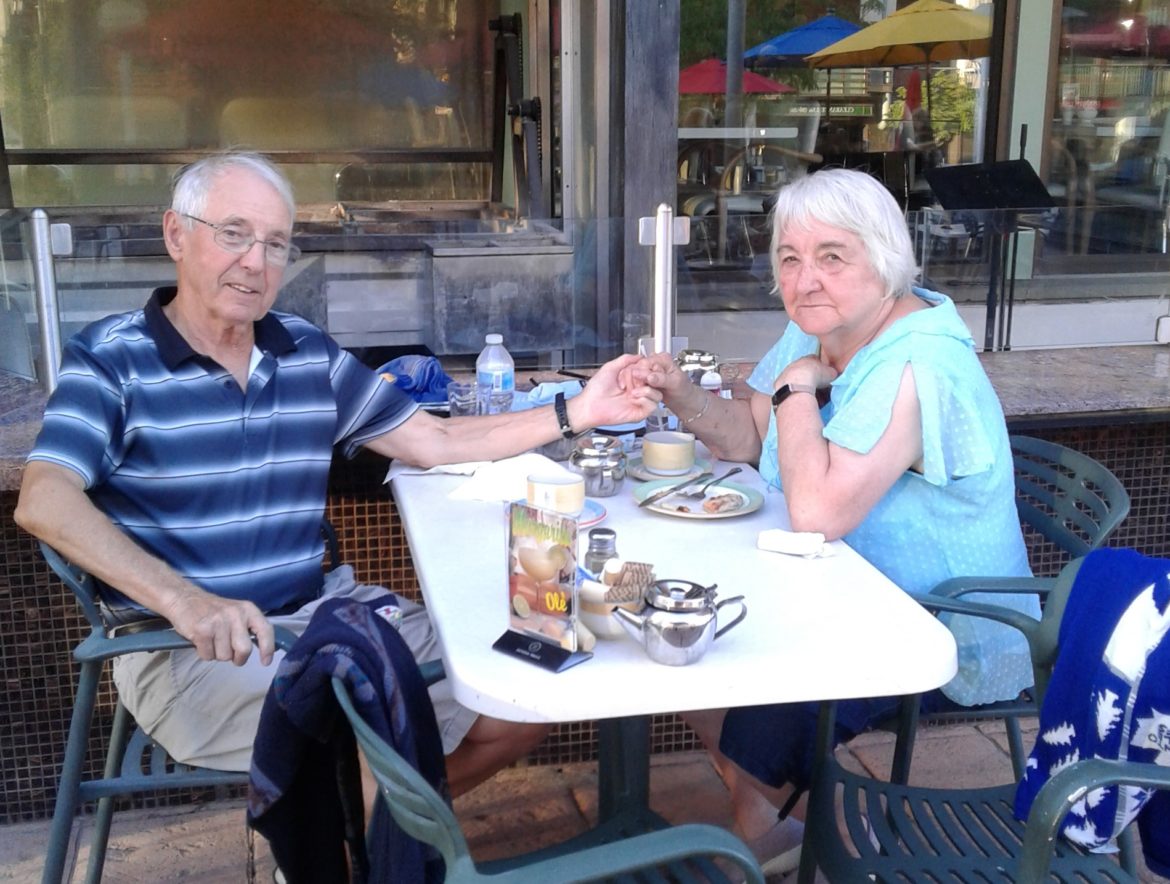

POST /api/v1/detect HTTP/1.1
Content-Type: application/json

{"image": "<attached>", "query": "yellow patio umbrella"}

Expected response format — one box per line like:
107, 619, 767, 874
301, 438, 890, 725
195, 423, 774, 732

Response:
806, 0, 991, 108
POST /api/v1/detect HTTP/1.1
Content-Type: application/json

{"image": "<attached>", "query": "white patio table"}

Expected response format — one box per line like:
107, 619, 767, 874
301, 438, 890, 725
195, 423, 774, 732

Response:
388, 460, 957, 830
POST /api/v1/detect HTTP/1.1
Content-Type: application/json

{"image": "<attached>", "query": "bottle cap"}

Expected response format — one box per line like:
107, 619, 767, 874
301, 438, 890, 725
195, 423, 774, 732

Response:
485, 333, 503, 344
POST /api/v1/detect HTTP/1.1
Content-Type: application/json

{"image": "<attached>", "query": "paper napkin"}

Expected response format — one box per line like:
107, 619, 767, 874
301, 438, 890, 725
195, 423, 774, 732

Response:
757, 528, 832, 558
384, 460, 485, 484
448, 452, 570, 502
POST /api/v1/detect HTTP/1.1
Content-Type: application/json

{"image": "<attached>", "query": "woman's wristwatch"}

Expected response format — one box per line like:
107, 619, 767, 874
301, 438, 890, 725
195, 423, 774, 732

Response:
771, 383, 817, 408
772, 383, 831, 409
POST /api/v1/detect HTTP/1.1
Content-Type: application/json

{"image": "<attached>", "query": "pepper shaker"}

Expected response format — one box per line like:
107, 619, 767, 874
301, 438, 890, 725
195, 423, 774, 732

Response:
583, 527, 619, 577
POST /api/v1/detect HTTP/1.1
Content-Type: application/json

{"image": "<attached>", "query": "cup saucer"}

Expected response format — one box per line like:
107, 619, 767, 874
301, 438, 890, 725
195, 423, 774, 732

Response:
626, 456, 711, 483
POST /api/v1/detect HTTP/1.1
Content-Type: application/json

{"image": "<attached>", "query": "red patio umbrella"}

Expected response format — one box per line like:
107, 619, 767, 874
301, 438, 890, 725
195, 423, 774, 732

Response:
678, 58, 793, 94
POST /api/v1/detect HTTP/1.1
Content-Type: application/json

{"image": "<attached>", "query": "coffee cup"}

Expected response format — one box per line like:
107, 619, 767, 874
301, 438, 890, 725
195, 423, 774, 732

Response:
641, 430, 696, 475
526, 470, 586, 516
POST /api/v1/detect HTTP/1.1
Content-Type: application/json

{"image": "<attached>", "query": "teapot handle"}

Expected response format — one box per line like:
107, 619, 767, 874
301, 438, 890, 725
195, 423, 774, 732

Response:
713, 595, 747, 639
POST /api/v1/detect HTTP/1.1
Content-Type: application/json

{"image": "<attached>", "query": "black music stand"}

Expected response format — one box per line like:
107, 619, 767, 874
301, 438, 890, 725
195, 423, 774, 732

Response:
925, 160, 1054, 351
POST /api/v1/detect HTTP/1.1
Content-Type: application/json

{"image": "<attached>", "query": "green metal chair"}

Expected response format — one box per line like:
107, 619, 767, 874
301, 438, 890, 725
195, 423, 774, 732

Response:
800, 557, 1170, 883
888, 434, 1132, 785
39, 523, 338, 884
331, 677, 765, 883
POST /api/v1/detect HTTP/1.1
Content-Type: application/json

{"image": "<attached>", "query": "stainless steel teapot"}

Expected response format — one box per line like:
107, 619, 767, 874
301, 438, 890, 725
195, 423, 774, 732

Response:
613, 579, 746, 666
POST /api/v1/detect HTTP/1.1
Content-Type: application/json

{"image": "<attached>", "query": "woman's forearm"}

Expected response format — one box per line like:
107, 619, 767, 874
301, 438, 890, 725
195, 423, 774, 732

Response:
664, 386, 763, 463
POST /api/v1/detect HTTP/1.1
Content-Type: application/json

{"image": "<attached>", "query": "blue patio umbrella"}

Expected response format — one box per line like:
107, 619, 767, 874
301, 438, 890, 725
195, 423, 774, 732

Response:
744, 14, 863, 120
744, 14, 863, 68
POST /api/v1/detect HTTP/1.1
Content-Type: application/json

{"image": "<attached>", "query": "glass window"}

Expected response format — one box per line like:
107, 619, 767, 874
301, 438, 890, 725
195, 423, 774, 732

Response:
678, 1, 996, 326
0, 1, 497, 208
1048, 0, 1170, 270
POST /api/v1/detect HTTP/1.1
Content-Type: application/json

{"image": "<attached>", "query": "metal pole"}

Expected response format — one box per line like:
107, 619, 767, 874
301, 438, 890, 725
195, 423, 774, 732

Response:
652, 202, 675, 355
30, 209, 63, 393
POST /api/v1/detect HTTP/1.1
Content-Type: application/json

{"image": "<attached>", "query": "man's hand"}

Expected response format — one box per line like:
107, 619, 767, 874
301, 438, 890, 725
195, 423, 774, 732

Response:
163, 587, 275, 666
572, 354, 662, 429
628, 352, 690, 398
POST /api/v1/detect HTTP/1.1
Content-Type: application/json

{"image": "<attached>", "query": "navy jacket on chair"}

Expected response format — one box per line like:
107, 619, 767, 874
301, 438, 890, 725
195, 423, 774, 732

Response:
248, 597, 449, 883
1014, 548, 1170, 875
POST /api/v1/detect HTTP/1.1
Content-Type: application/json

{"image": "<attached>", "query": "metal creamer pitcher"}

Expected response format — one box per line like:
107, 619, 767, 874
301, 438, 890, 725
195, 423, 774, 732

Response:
613, 579, 746, 666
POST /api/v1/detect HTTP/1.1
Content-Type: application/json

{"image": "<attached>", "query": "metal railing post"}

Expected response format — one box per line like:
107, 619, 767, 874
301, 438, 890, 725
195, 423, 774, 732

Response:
29, 209, 70, 394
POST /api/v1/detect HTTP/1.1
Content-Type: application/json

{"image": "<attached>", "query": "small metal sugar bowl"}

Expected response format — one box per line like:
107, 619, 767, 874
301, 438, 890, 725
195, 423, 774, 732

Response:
567, 433, 627, 497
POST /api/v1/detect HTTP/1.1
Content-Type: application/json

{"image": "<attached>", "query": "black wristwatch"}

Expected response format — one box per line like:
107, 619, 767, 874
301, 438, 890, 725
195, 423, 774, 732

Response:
554, 391, 576, 439
772, 383, 830, 409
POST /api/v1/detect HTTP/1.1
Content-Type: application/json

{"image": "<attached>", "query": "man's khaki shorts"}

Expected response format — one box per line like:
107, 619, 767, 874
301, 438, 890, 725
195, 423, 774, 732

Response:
111, 566, 477, 772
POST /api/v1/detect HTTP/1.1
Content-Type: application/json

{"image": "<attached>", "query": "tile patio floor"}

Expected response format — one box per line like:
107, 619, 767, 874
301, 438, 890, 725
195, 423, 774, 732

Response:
1, 719, 1166, 883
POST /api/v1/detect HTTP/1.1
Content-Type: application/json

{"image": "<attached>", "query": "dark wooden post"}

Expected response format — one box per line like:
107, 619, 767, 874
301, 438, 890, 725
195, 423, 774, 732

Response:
617, 1, 680, 354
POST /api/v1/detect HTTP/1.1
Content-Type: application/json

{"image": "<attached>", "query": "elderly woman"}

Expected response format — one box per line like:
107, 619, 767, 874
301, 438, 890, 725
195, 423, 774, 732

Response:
632, 168, 1037, 866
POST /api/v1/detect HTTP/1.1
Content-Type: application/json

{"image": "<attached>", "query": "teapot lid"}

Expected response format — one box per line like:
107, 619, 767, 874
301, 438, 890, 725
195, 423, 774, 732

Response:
645, 579, 716, 612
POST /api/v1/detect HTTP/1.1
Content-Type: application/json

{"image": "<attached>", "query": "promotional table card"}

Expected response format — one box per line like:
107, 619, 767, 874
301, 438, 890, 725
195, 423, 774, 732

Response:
495, 502, 591, 672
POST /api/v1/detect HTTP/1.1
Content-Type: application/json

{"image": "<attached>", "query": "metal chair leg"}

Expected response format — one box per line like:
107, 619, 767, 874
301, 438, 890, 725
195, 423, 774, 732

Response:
83, 702, 134, 884
42, 660, 102, 884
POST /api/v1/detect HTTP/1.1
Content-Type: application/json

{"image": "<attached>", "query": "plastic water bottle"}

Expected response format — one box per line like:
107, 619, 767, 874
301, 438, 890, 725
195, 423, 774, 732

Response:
476, 333, 515, 414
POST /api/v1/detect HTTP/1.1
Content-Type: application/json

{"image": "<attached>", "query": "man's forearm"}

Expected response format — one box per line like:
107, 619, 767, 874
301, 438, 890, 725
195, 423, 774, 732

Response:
15, 462, 198, 618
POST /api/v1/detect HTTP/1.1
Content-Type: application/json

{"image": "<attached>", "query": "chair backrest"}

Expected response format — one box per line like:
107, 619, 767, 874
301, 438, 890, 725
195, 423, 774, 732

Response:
1010, 434, 1130, 560
39, 540, 108, 631
330, 677, 476, 879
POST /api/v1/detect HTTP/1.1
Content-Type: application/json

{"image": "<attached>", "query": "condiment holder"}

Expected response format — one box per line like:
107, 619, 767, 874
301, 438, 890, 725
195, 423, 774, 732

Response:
566, 434, 627, 497
675, 349, 720, 384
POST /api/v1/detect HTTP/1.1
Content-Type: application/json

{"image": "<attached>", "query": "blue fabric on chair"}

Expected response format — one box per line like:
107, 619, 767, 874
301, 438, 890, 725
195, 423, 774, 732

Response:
377, 356, 454, 403
1014, 547, 1170, 871
248, 597, 448, 883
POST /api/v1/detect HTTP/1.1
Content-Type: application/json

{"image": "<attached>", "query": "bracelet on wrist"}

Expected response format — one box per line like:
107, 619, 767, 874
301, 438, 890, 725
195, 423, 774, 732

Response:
683, 392, 713, 424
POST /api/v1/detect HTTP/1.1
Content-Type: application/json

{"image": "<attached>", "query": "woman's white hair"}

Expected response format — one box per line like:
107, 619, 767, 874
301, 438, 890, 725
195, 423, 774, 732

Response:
769, 168, 920, 300
171, 152, 296, 226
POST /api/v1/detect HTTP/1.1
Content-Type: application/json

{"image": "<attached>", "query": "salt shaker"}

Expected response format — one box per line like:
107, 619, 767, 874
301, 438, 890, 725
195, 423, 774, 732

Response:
583, 528, 619, 577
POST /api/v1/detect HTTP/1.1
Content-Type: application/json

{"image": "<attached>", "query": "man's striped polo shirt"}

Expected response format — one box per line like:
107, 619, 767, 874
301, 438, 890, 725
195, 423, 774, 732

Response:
28, 287, 417, 616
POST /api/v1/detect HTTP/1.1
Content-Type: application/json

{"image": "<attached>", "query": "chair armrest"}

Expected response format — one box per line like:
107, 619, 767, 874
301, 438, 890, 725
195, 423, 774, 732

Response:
930, 575, 1056, 600
907, 592, 1041, 638
1017, 758, 1170, 882
77, 623, 301, 663
417, 658, 446, 687
512, 823, 764, 883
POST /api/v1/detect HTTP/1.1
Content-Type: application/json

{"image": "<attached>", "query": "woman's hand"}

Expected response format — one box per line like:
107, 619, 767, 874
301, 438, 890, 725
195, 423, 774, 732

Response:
773, 354, 837, 394
622, 352, 692, 408
572, 354, 662, 429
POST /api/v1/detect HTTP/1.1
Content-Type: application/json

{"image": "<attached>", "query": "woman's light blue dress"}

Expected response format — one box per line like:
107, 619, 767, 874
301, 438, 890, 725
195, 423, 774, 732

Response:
749, 288, 1037, 705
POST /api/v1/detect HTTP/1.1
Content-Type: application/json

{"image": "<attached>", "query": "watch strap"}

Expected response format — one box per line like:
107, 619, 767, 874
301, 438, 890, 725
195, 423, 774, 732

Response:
554, 391, 575, 439
771, 383, 818, 408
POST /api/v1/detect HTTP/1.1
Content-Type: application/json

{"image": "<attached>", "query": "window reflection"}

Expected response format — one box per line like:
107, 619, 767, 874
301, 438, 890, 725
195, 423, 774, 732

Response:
0, 0, 496, 207
677, 3, 993, 298
1049, 0, 1170, 266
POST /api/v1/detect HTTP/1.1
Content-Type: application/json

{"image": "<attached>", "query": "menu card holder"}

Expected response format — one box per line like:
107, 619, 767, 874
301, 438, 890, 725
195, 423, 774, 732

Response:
492, 631, 591, 672
494, 502, 591, 673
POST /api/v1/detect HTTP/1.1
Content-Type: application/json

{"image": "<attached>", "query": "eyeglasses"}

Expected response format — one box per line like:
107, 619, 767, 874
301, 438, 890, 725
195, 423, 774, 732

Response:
182, 214, 300, 267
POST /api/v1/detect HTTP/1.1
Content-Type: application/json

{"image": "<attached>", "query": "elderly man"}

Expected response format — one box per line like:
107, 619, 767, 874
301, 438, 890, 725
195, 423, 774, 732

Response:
15, 151, 658, 794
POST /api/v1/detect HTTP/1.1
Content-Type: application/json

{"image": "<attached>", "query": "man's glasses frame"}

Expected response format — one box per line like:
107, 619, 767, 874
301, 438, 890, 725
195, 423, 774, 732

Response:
182, 214, 300, 266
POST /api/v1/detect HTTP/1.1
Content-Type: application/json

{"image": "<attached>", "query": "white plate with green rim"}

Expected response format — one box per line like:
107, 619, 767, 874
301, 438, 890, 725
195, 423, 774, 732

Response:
633, 480, 763, 520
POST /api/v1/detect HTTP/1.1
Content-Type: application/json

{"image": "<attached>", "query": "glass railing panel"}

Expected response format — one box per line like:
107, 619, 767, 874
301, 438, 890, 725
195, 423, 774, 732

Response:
0, 209, 37, 380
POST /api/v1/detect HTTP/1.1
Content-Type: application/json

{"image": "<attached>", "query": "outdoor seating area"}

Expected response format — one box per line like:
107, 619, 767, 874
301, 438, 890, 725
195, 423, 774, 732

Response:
7, 3, 1170, 884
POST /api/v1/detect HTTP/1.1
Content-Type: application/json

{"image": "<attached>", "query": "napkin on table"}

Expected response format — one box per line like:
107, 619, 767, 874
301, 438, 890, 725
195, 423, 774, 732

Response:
386, 452, 572, 504
757, 528, 833, 558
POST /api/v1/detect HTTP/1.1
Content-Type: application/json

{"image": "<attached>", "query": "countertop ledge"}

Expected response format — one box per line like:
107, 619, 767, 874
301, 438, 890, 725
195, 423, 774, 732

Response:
4, 344, 1170, 492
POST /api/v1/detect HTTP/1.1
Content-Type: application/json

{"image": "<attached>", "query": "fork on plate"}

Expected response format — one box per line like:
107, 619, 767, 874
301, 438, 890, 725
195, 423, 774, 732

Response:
677, 466, 743, 498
